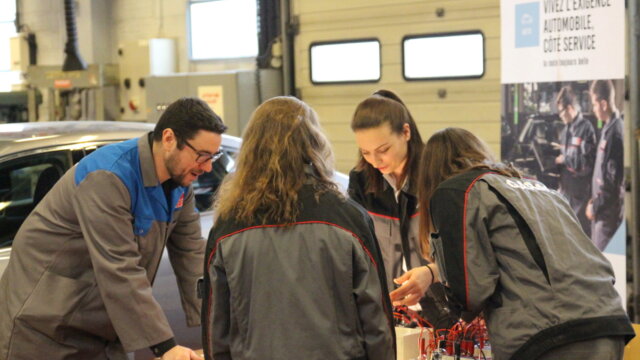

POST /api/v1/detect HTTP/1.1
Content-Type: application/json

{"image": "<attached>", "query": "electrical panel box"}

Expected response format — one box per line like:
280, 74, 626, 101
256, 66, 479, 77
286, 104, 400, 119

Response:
10, 34, 29, 74
118, 38, 176, 121
145, 69, 283, 137
396, 326, 432, 360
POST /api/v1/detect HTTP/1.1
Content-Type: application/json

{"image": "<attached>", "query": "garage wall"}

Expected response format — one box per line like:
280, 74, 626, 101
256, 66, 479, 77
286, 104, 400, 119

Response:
292, 0, 501, 173
111, 0, 256, 73
18, 0, 68, 66
17, 0, 255, 73
17, 0, 501, 148
17, 0, 256, 121
19, 0, 121, 66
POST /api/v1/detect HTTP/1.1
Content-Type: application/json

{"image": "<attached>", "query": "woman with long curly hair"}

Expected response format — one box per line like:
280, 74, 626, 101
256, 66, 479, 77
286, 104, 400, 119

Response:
202, 96, 394, 360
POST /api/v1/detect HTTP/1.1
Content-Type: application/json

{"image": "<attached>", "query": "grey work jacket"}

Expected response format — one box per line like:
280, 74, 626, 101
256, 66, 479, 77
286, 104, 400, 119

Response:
203, 184, 395, 360
0, 135, 204, 359
430, 170, 634, 360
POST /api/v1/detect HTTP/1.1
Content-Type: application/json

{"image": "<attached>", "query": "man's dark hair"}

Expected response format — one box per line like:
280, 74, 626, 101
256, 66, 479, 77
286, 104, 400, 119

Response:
556, 86, 577, 109
590, 79, 615, 105
153, 97, 227, 146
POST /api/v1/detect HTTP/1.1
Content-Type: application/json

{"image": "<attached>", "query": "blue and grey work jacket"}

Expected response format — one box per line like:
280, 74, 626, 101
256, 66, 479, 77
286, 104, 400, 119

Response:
0, 134, 204, 359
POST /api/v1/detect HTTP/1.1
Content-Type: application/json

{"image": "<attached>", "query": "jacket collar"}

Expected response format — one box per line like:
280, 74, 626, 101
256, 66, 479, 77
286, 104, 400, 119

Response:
138, 132, 161, 187
382, 173, 416, 198
602, 112, 621, 133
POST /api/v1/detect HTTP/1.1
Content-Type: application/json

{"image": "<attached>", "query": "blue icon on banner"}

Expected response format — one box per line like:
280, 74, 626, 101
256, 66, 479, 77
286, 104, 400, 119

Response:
515, 2, 539, 48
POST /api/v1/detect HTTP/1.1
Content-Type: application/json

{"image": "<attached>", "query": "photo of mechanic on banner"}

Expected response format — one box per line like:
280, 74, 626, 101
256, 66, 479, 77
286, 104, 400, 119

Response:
501, 79, 624, 253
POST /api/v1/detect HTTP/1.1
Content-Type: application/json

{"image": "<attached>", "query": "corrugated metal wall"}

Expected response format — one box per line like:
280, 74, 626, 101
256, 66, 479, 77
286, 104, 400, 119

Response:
292, 0, 501, 173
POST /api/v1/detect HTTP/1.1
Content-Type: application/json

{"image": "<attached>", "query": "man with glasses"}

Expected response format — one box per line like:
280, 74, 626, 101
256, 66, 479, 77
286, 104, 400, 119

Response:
553, 86, 596, 237
0, 97, 226, 360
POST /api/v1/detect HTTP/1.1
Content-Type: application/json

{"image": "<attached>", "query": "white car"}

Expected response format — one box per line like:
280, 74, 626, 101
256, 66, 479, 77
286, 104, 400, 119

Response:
0, 121, 348, 358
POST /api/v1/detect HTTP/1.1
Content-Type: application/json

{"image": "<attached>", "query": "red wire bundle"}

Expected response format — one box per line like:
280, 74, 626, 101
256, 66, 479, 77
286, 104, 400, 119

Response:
393, 306, 490, 359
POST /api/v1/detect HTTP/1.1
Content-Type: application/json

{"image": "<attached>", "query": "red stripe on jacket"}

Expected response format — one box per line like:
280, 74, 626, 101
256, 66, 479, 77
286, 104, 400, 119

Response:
204, 220, 382, 350
367, 211, 420, 220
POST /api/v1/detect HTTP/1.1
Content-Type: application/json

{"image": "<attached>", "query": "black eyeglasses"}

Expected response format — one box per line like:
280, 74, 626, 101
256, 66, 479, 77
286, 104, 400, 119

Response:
182, 138, 223, 164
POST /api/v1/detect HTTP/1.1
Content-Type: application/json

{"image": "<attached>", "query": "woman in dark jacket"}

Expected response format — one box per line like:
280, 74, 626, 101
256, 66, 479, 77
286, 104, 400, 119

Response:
349, 89, 435, 306
202, 96, 395, 360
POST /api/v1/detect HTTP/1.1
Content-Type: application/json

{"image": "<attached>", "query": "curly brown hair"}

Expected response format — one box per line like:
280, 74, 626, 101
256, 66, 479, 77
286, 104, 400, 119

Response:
215, 96, 338, 224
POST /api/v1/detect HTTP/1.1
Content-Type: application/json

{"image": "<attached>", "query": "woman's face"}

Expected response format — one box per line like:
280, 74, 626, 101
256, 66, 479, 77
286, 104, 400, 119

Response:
354, 122, 410, 178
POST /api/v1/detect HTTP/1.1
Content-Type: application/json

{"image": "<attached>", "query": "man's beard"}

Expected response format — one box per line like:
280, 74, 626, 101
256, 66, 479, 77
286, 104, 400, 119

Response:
165, 155, 188, 186
165, 153, 197, 186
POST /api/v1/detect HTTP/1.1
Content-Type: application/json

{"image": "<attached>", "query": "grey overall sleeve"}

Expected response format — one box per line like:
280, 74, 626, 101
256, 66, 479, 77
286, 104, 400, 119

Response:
353, 237, 395, 360
166, 187, 206, 327
430, 185, 500, 314
73, 171, 173, 352
208, 241, 232, 360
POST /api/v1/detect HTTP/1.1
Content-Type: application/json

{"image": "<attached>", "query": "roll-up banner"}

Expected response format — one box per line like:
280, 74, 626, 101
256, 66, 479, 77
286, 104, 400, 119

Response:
501, 0, 626, 299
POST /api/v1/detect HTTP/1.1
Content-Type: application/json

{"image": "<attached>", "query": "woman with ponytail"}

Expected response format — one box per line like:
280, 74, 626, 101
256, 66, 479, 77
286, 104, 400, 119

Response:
348, 90, 434, 306
203, 97, 394, 360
